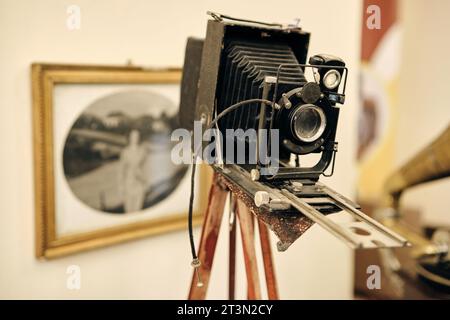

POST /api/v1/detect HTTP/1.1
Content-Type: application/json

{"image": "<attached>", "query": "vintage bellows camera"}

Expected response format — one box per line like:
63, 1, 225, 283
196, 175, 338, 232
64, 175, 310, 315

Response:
181, 14, 346, 181
181, 13, 409, 250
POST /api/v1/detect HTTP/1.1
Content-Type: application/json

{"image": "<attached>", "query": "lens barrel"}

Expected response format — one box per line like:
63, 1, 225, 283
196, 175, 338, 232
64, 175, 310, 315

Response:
291, 104, 327, 143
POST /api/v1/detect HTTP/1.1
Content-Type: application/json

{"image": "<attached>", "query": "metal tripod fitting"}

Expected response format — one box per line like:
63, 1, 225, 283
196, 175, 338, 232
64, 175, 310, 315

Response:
250, 169, 260, 181
191, 258, 204, 287
254, 191, 270, 207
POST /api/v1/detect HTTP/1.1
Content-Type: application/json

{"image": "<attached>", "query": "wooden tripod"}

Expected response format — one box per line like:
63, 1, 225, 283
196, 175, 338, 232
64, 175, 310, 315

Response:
188, 173, 278, 300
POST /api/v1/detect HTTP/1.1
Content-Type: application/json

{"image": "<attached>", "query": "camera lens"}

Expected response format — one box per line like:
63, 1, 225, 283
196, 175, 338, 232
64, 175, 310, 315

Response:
291, 104, 326, 143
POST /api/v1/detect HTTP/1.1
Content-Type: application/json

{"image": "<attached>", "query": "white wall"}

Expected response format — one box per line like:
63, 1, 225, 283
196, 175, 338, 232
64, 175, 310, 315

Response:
0, 0, 361, 299
396, 0, 450, 226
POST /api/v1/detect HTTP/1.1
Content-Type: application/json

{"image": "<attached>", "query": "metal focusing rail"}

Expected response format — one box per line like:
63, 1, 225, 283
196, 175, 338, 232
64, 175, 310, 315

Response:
280, 187, 409, 249
216, 164, 410, 250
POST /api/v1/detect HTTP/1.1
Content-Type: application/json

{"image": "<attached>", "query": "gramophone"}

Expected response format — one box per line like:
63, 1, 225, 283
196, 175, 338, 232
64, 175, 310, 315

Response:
380, 124, 450, 293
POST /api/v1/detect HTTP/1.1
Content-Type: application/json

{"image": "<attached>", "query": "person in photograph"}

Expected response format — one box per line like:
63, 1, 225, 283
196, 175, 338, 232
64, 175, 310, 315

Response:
119, 129, 148, 212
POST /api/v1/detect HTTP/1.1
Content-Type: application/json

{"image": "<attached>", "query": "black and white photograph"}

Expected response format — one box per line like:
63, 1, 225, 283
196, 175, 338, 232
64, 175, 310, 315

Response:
62, 90, 188, 214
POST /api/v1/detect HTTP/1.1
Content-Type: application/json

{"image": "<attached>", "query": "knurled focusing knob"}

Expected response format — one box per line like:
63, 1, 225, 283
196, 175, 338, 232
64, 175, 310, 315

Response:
300, 82, 322, 104
254, 191, 270, 207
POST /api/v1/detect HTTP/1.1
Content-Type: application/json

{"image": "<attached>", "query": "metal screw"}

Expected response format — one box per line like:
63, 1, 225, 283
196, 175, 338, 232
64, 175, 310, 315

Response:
200, 113, 207, 124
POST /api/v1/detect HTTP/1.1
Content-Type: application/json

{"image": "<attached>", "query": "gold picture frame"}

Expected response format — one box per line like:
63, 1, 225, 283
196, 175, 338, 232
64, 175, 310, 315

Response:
32, 63, 210, 259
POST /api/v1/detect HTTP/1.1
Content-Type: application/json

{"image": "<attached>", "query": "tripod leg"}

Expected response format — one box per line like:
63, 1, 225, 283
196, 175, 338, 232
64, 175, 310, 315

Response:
258, 220, 279, 300
188, 177, 228, 300
249, 212, 257, 299
228, 195, 237, 300
236, 200, 262, 300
